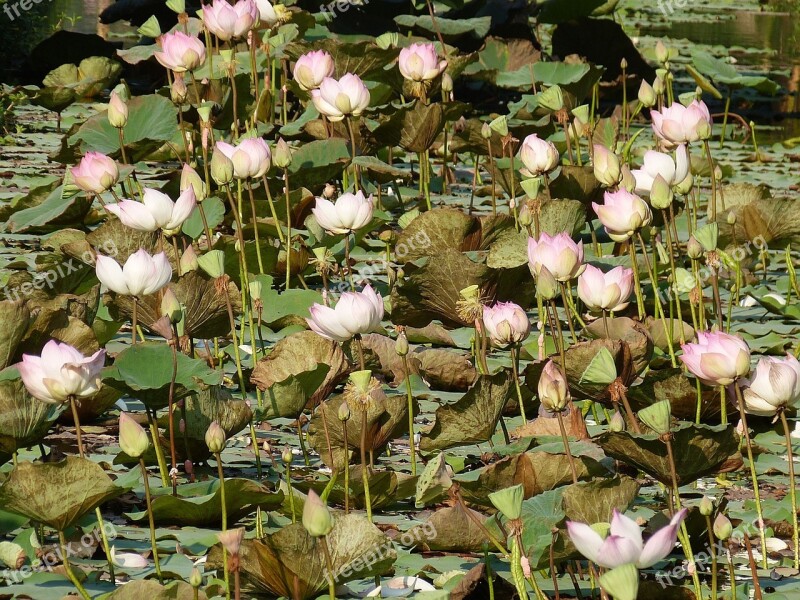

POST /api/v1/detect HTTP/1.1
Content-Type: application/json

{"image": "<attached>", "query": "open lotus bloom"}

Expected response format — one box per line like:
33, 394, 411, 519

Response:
201, 0, 258, 41
651, 100, 712, 144
518, 134, 560, 177
106, 187, 196, 233
293, 50, 335, 91
70, 151, 119, 194
312, 190, 374, 234
311, 73, 371, 121
680, 331, 751, 387
577, 264, 634, 313
95, 249, 173, 297
307, 285, 384, 342
110, 547, 149, 569
527, 232, 585, 282
398, 43, 447, 82
567, 508, 688, 569
17, 340, 105, 405
215, 138, 272, 179
631, 145, 689, 194
154, 31, 206, 73
592, 189, 652, 242
482, 302, 530, 348
743, 354, 800, 416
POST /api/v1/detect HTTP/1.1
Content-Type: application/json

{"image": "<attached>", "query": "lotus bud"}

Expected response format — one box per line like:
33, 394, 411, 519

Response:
161, 287, 182, 323
700, 496, 714, 517
518, 203, 533, 227
180, 164, 206, 201
262, 441, 271, 454
211, 149, 234, 186
441, 72, 453, 93
481, 122, 492, 140
395, 330, 409, 356
619, 164, 636, 193
599, 563, 639, 600
674, 171, 693, 195
181, 245, 200, 272
713, 514, 733, 540
535, 266, 559, 301
204, 421, 226, 453
190, 567, 203, 588
637, 398, 672, 435
119, 412, 150, 458
727, 212, 737, 225
687, 236, 703, 260
338, 401, 351, 422
281, 446, 293, 465
488, 483, 524, 521
538, 360, 569, 413
198, 250, 226, 278
653, 76, 665, 96
609, 411, 625, 432
218, 527, 245, 556
655, 41, 670, 63
108, 91, 128, 129
593, 144, 620, 187
638, 80, 656, 108
302, 490, 334, 537
649, 174, 673, 210
272, 137, 292, 169
248, 280, 263, 302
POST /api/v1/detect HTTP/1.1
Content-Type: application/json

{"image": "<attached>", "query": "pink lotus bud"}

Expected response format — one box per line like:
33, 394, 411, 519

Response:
482, 302, 530, 348
398, 43, 447, 82
312, 190, 374, 234
577, 264, 634, 314
538, 360, 569, 413
311, 73, 370, 122
651, 100, 712, 144
631, 144, 689, 195
70, 151, 119, 194
592, 189, 652, 242
527, 232, 584, 282
592, 144, 621, 187
518, 134, 559, 177
292, 50, 335, 91
215, 138, 271, 179
218, 527, 245, 555
108, 91, 128, 129
742, 354, 800, 416
306, 284, 384, 342
17, 340, 105, 405
119, 412, 149, 458
201, 0, 258, 41
205, 421, 226, 453
154, 31, 206, 73
680, 331, 751, 386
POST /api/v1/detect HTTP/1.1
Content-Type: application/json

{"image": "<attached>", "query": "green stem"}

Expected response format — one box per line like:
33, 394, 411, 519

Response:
629, 242, 645, 320
216, 453, 231, 600
780, 409, 799, 569
401, 355, 417, 476
511, 347, 527, 424
556, 410, 578, 484
705, 514, 719, 600
59, 530, 92, 600
283, 168, 292, 289
140, 459, 163, 583
320, 536, 337, 600
360, 408, 372, 522
147, 410, 170, 487
94, 507, 115, 584
246, 180, 265, 275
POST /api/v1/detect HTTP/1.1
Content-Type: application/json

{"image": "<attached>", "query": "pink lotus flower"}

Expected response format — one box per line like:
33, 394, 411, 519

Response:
17, 340, 105, 405
482, 302, 530, 348
70, 151, 119, 194
311, 73, 370, 122
307, 285, 384, 342
110, 548, 149, 569
592, 189, 652, 242
567, 509, 688, 569
743, 354, 800, 416
680, 331, 751, 386
398, 43, 447, 82
519, 134, 560, 177
154, 31, 206, 73
201, 0, 258, 41
651, 100, 712, 144
592, 144, 621, 187
312, 190, 374, 234
538, 359, 569, 413
527, 232, 585, 282
577, 264, 634, 314
215, 138, 271, 179
293, 50, 335, 91
108, 91, 128, 129
631, 145, 689, 195
95, 249, 173, 297
106, 187, 196, 232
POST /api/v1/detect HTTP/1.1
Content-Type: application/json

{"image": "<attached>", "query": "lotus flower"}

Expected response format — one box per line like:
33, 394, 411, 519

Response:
201, 0, 258, 41
519, 134, 559, 177
215, 138, 271, 179
293, 50, 335, 91
680, 331, 751, 386
592, 189, 652, 242
154, 31, 206, 73
108, 91, 128, 129
398, 43, 447, 82
106, 187, 196, 233
312, 190, 374, 234
95, 249, 173, 297
306, 285, 384, 342
743, 354, 800, 416
482, 302, 530, 348
538, 360, 569, 413
577, 264, 634, 314
651, 100, 712, 144
567, 509, 688, 569
631, 145, 690, 195
527, 232, 585, 282
110, 547, 149, 569
17, 340, 105, 405
255, 0, 279, 25
593, 144, 621, 187
70, 151, 119, 194
311, 73, 370, 122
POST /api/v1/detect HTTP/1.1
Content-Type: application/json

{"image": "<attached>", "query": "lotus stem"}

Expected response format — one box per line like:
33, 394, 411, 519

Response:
215, 452, 231, 600
167, 335, 179, 496
742, 533, 764, 600
637, 232, 676, 367
297, 419, 310, 467
139, 459, 163, 583
131, 299, 138, 345
779, 409, 799, 569
727, 542, 738, 600
342, 417, 350, 514
283, 167, 292, 289
549, 529, 560, 600
733, 383, 768, 568
58, 530, 92, 600
455, 489, 508, 557
245, 180, 265, 275
510, 347, 527, 424
360, 407, 373, 522
705, 514, 719, 599
346, 116, 360, 192
556, 410, 578, 484
704, 140, 719, 221
343, 234, 355, 291
69, 396, 85, 459
401, 354, 417, 476
285, 458, 296, 523
661, 209, 685, 345
628, 242, 645, 320
320, 536, 337, 600
94, 507, 116, 584
719, 94, 731, 148
483, 544, 496, 600
487, 139, 496, 216
560, 281, 586, 333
